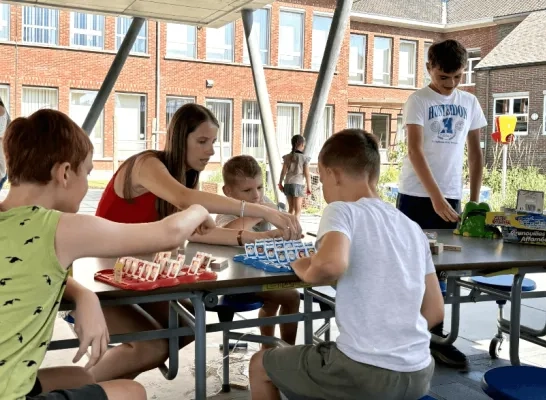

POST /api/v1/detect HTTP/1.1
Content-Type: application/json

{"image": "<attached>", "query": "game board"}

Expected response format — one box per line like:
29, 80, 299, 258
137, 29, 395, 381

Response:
233, 238, 316, 273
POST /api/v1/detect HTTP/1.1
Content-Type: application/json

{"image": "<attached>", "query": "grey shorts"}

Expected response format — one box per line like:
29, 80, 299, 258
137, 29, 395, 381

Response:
284, 184, 305, 198
263, 342, 434, 400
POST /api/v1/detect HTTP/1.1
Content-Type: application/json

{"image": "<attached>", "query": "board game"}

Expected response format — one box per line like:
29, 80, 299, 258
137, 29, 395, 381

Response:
94, 251, 218, 291
233, 238, 316, 273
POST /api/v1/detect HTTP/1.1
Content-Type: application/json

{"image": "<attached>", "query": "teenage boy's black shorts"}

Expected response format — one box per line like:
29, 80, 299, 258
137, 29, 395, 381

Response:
396, 193, 461, 230
26, 378, 108, 400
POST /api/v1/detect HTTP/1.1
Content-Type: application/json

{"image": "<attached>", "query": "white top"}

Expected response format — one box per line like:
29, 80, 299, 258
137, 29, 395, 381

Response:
316, 198, 435, 372
215, 196, 275, 232
399, 86, 487, 200
282, 152, 310, 186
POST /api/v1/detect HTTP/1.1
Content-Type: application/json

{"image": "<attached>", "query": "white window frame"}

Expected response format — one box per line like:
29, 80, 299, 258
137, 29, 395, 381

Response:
243, 7, 270, 65
347, 112, 364, 129
70, 89, 105, 159
166, 96, 195, 125
206, 98, 233, 161
166, 23, 197, 59
114, 92, 147, 159
349, 34, 366, 84
21, 86, 58, 116
276, 103, 301, 156
373, 36, 392, 86
0, 85, 9, 111
460, 49, 481, 87
206, 22, 235, 62
311, 13, 333, 70
70, 12, 104, 49
398, 40, 417, 88
116, 17, 148, 54
0, 3, 9, 41
423, 42, 432, 87
278, 8, 304, 69
543, 90, 546, 135
311, 105, 334, 162
493, 93, 529, 136
241, 100, 266, 161
22, 6, 59, 45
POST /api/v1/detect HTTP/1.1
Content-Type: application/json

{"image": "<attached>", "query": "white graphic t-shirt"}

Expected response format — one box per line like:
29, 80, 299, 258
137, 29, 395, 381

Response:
399, 86, 487, 200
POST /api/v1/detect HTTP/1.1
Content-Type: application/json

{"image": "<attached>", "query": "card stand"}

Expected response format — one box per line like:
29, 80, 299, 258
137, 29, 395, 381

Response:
179, 267, 218, 281
232, 255, 292, 274
94, 269, 186, 291
94, 267, 217, 291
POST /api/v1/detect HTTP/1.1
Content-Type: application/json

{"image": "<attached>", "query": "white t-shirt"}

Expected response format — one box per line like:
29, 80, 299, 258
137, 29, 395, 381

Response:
316, 198, 435, 372
399, 86, 487, 200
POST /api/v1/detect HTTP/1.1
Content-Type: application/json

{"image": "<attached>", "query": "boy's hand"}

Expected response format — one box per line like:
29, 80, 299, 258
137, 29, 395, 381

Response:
432, 195, 460, 223
72, 290, 110, 370
193, 215, 216, 236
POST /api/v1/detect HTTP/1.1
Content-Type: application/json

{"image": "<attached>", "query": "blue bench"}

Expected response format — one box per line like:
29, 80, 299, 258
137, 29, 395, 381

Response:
482, 365, 546, 399
470, 275, 536, 359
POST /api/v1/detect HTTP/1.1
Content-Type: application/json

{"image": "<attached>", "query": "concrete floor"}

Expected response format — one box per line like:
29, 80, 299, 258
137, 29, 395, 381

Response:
3, 188, 546, 399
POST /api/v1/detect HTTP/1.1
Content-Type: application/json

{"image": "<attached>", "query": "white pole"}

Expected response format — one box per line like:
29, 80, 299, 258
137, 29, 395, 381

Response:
501, 143, 508, 200
219, 122, 225, 166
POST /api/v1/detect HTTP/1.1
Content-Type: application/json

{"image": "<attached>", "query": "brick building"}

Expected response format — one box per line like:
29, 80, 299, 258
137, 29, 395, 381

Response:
0, 0, 544, 175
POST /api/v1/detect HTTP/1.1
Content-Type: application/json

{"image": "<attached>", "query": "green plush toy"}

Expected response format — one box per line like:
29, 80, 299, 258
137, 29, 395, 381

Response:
453, 201, 501, 239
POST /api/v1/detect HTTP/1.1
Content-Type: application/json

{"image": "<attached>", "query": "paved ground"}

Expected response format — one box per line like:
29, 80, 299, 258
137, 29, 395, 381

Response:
2, 188, 546, 399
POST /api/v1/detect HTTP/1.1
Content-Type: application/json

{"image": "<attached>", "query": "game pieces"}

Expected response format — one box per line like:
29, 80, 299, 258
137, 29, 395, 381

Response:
424, 231, 462, 254
235, 238, 317, 273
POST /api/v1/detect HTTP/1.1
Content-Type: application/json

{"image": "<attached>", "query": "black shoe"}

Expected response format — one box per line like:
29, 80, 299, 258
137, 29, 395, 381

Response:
430, 341, 469, 370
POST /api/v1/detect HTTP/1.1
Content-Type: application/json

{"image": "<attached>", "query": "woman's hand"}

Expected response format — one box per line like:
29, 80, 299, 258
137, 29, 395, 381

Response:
262, 207, 302, 240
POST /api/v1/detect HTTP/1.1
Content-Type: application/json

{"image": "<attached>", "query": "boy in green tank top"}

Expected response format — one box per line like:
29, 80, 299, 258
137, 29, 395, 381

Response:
0, 109, 215, 400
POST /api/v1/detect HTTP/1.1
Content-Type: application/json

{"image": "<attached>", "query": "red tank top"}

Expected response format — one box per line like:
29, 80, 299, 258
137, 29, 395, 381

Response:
95, 171, 159, 223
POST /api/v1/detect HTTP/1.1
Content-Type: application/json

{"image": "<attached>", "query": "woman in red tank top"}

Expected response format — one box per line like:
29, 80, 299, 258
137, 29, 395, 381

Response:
89, 104, 302, 383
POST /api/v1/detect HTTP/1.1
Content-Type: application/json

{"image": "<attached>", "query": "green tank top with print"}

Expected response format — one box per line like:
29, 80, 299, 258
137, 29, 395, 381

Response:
0, 205, 67, 400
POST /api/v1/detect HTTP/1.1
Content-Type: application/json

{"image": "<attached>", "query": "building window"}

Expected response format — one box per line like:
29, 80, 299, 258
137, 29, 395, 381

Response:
311, 105, 334, 161
70, 12, 104, 49
461, 49, 481, 86
242, 101, 265, 160
493, 95, 529, 135
23, 6, 59, 45
70, 90, 104, 158
371, 113, 390, 148
0, 85, 9, 110
279, 10, 303, 68
243, 8, 270, 65
166, 96, 195, 126
347, 112, 364, 129
277, 103, 301, 156
116, 17, 147, 54
115, 93, 147, 159
311, 14, 332, 70
399, 40, 416, 87
0, 4, 9, 41
373, 37, 392, 85
166, 23, 196, 59
423, 42, 432, 87
21, 87, 58, 116
206, 22, 234, 62
206, 99, 232, 161
349, 34, 366, 83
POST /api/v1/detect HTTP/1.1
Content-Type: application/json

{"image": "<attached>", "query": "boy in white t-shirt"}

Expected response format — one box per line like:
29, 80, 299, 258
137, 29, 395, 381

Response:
397, 39, 487, 369
249, 130, 444, 400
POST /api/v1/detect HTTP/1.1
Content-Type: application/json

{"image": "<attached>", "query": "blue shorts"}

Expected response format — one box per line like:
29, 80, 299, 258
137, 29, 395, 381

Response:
283, 184, 305, 198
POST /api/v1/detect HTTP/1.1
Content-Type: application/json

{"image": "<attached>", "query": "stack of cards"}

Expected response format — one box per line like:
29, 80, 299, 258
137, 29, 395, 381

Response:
238, 238, 316, 273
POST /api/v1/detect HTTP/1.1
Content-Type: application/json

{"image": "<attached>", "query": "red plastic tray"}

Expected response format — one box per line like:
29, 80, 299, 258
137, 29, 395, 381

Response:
94, 268, 217, 291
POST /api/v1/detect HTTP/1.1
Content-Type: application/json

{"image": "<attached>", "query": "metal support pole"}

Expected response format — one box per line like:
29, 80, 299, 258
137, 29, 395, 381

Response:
302, 0, 353, 159
242, 9, 281, 203
82, 17, 145, 135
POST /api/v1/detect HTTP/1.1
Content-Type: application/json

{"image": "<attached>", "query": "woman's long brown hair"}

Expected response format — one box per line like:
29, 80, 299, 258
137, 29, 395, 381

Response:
121, 103, 219, 220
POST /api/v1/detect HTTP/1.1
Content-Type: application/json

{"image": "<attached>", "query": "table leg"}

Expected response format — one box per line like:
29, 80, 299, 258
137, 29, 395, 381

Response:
304, 289, 313, 345
191, 294, 207, 400
509, 274, 524, 366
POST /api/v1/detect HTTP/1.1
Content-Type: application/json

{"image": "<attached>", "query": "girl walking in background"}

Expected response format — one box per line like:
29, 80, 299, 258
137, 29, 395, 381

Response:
278, 135, 312, 220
